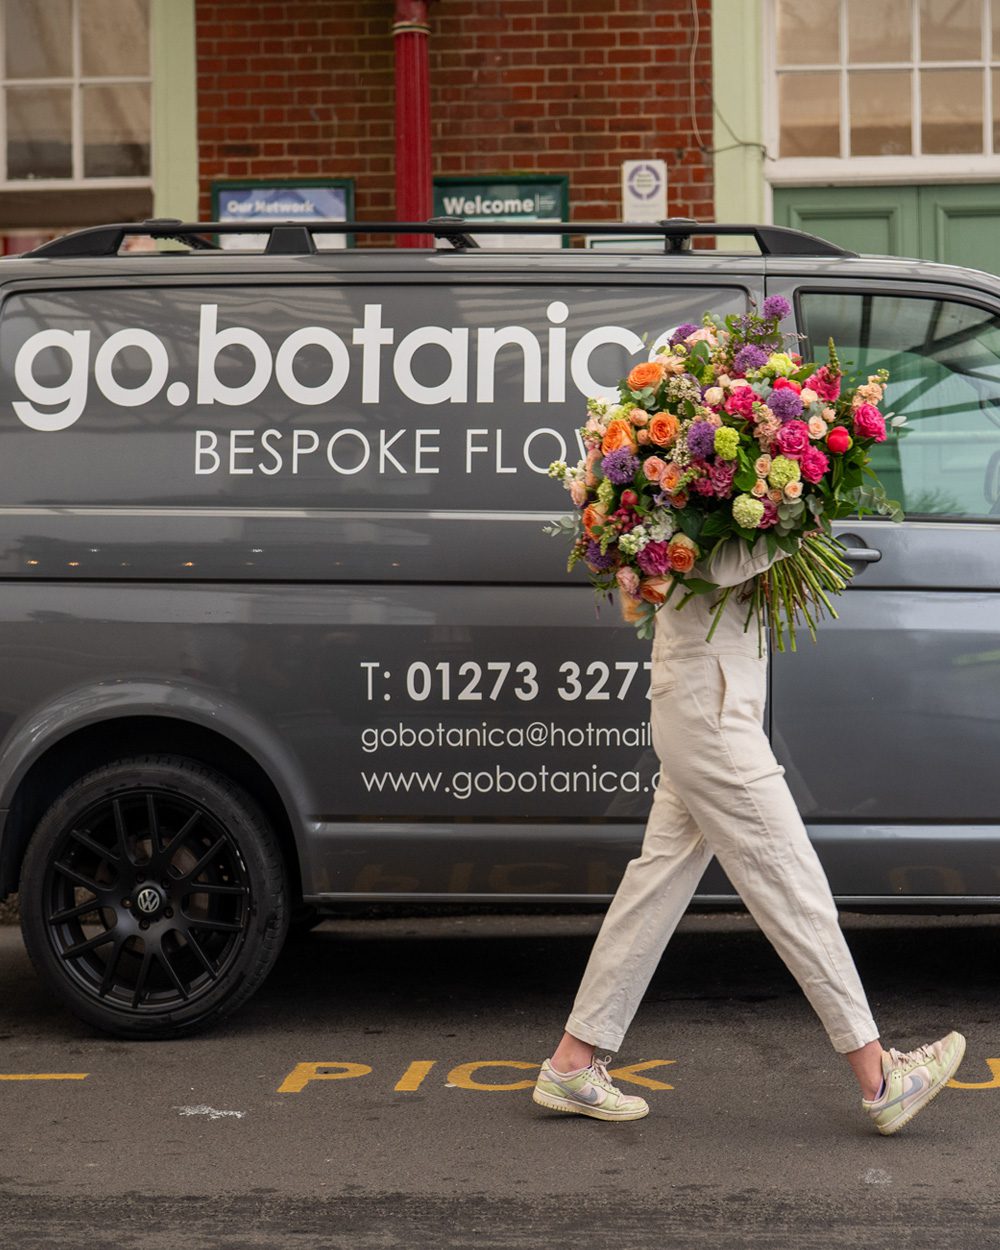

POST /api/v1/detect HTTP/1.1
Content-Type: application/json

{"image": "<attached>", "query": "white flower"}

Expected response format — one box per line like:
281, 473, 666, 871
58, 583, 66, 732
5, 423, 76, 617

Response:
800, 387, 818, 406
648, 510, 677, 542
807, 415, 827, 440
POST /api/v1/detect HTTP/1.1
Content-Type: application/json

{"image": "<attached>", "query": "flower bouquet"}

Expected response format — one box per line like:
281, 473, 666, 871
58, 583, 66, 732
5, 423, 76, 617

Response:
547, 297, 904, 651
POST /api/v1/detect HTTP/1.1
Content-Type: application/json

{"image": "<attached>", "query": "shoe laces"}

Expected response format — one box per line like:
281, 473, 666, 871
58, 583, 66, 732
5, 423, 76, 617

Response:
587, 1055, 616, 1092
887, 1042, 934, 1068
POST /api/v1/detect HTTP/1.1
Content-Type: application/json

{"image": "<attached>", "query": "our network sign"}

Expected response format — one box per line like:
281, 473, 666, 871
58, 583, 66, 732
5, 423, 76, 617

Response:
212, 181, 354, 251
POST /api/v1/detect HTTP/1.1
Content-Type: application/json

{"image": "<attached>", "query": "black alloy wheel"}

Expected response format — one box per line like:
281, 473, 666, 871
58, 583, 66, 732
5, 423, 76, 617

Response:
20, 755, 289, 1038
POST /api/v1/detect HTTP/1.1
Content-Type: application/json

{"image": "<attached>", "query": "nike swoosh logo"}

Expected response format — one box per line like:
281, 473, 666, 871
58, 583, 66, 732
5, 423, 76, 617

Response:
549, 1074, 603, 1105
880, 1072, 927, 1111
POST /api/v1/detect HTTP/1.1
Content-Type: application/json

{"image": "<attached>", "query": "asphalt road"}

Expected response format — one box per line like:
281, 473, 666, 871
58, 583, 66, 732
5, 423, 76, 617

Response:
1, 909, 998, 1249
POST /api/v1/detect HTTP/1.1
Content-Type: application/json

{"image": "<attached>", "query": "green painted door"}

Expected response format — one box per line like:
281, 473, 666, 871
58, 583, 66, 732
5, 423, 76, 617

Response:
774, 184, 1000, 275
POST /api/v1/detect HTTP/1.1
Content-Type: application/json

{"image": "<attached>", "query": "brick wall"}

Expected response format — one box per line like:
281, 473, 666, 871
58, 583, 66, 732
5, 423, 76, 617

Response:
196, 0, 713, 225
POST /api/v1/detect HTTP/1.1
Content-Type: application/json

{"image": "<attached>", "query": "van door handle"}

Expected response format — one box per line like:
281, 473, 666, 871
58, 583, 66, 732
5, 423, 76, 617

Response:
838, 534, 882, 564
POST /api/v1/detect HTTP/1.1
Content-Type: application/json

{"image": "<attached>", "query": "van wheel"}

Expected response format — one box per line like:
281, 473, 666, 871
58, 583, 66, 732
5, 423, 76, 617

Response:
20, 755, 289, 1039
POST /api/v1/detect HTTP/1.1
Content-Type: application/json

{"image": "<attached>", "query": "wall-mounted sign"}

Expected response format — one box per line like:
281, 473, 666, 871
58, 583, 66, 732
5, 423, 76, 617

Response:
211, 180, 355, 250
433, 175, 568, 248
621, 160, 667, 221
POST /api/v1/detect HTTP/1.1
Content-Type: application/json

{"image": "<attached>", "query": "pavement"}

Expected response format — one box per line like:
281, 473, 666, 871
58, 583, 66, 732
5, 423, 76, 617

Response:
1, 910, 998, 1249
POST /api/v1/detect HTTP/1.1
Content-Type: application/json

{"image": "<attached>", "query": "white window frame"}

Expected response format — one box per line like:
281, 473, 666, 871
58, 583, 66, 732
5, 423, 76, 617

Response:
0, 0, 152, 190
765, 0, 1000, 186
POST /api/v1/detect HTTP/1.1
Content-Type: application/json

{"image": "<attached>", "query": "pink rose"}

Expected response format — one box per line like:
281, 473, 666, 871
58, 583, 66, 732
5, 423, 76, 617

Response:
826, 426, 852, 454
772, 377, 802, 394
616, 567, 639, 596
758, 498, 779, 529
852, 402, 887, 443
776, 419, 810, 457
691, 473, 716, 496
709, 459, 737, 497
751, 477, 768, 497
643, 455, 666, 483
804, 365, 841, 402
799, 445, 830, 483
569, 479, 588, 506
807, 415, 827, 439
724, 387, 755, 417
637, 540, 672, 577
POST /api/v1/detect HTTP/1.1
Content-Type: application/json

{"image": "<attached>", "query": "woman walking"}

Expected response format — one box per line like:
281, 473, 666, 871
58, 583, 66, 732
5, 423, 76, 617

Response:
532, 537, 965, 1135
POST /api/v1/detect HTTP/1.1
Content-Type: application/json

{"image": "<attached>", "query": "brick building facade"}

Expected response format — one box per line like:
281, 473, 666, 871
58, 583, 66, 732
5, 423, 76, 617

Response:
195, 0, 714, 226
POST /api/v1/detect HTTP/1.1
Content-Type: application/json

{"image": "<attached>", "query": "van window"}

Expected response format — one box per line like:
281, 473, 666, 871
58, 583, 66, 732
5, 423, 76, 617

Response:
799, 291, 1000, 520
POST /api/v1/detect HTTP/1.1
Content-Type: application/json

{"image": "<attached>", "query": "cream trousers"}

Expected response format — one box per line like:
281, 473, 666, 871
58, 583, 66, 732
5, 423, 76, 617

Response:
565, 650, 880, 1055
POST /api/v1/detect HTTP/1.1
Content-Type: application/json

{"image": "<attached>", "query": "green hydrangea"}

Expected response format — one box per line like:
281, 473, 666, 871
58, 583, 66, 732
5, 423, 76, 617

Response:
767, 455, 801, 489
732, 494, 765, 528
596, 478, 615, 509
713, 426, 740, 461
761, 352, 796, 378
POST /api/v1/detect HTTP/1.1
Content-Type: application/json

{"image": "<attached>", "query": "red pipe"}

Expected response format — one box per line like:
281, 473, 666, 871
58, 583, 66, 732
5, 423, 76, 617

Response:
393, 0, 432, 247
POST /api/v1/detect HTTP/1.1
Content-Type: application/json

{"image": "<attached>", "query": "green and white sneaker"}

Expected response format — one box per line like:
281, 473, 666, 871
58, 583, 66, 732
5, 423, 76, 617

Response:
532, 1055, 649, 1122
863, 1031, 966, 1136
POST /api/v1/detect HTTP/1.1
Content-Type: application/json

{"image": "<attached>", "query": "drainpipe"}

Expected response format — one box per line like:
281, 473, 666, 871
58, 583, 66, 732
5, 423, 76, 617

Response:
393, 0, 433, 247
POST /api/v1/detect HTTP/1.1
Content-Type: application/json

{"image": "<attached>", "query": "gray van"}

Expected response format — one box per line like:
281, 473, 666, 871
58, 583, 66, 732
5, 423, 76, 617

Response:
1, 219, 997, 1038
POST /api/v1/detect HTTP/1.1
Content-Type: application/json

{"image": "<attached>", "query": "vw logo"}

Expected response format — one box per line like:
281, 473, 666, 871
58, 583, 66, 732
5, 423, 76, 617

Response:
135, 886, 162, 916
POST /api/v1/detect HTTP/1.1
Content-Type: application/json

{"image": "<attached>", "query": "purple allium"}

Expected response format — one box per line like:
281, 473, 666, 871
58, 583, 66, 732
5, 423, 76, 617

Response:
761, 295, 791, 321
686, 421, 717, 459
669, 322, 699, 346
585, 539, 616, 571
637, 540, 671, 577
766, 387, 803, 421
732, 343, 769, 375
601, 447, 640, 485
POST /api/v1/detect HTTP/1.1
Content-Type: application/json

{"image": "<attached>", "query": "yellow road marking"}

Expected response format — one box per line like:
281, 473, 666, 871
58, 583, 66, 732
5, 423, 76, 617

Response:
949, 1059, 1000, 1090
394, 1060, 437, 1091
277, 1062, 372, 1093
0, 1074, 89, 1081
608, 1060, 676, 1091
446, 1061, 539, 1091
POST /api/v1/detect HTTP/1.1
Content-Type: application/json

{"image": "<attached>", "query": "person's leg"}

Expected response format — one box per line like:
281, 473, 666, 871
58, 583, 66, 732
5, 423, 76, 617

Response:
652, 654, 881, 1064
554, 766, 713, 1065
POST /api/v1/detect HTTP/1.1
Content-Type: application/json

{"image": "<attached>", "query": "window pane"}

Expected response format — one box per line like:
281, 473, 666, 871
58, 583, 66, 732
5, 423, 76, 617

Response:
993, 0, 1000, 58
800, 291, 1000, 519
921, 69, 983, 152
849, 0, 912, 64
921, 0, 982, 61
777, 0, 839, 66
83, 83, 151, 177
5, 86, 72, 178
993, 68, 1000, 148
779, 72, 841, 157
80, 0, 150, 77
850, 70, 912, 154
4, 0, 73, 79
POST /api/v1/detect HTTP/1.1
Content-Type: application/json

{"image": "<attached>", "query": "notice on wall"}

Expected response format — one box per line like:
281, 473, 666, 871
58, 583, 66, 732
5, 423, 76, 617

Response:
212, 182, 354, 251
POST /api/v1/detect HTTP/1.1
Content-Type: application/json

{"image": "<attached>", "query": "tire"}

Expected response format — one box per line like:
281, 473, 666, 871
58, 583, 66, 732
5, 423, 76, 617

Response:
19, 754, 289, 1039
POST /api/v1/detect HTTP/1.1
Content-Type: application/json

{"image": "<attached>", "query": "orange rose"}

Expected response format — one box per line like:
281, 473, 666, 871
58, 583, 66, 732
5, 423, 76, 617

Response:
582, 502, 608, 537
668, 535, 697, 574
643, 455, 666, 483
627, 360, 666, 392
671, 490, 689, 509
636, 429, 651, 445
661, 461, 683, 493
648, 412, 680, 448
639, 577, 670, 605
601, 418, 638, 456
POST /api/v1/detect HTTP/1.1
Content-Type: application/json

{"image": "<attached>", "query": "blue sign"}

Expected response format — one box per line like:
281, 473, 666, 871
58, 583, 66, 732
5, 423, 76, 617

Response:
212, 181, 354, 250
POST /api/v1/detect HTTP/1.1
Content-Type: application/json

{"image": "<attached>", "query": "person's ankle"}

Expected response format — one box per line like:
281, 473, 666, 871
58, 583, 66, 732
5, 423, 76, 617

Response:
551, 1047, 594, 1075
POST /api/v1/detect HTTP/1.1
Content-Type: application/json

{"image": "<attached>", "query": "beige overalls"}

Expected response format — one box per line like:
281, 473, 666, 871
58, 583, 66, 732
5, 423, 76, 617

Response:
565, 538, 880, 1054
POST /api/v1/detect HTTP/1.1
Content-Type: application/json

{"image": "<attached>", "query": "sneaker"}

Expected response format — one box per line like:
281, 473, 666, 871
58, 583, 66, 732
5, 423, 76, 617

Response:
532, 1055, 649, 1122
862, 1031, 966, 1136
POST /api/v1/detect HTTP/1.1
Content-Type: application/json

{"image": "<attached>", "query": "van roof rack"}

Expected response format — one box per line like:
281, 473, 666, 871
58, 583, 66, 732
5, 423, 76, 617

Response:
25, 218, 856, 259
